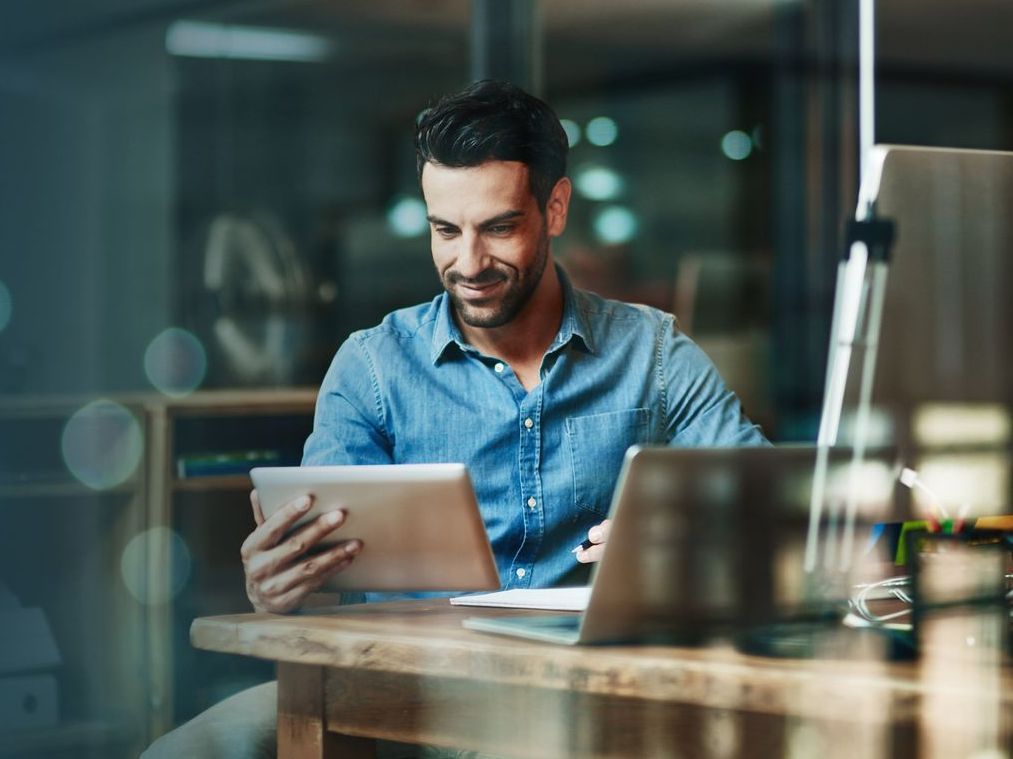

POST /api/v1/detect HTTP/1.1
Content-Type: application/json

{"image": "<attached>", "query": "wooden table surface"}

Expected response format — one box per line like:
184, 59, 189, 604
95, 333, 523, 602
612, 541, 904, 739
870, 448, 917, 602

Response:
191, 599, 1010, 758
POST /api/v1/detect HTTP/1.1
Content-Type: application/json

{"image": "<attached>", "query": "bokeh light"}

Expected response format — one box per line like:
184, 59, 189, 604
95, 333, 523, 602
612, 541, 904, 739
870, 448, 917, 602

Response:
559, 118, 581, 147
586, 116, 619, 147
386, 196, 428, 238
913, 403, 1010, 447
144, 327, 208, 397
917, 453, 1007, 516
61, 400, 144, 490
721, 130, 753, 161
120, 527, 193, 605
0, 280, 11, 332
574, 165, 624, 201
837, 407, 895, 447
827, 460, 895, 517
593, 205, 638, 244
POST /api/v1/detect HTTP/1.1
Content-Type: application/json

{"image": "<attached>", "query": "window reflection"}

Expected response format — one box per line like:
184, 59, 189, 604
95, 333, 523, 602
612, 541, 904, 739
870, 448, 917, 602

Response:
2, 1, 1013, 757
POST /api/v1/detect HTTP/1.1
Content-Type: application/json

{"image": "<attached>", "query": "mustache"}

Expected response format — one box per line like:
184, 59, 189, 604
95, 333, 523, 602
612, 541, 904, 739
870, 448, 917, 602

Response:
445, 269, 508, 287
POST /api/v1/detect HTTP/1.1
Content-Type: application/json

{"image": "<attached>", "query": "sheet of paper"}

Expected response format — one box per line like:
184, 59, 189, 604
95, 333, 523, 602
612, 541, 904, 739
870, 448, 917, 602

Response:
450, 586, 591, 611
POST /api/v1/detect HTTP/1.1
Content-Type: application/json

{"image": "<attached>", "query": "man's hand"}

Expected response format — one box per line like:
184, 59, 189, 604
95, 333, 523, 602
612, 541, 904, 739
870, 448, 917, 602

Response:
574, 519, 611, 564
241, 490, 362, 614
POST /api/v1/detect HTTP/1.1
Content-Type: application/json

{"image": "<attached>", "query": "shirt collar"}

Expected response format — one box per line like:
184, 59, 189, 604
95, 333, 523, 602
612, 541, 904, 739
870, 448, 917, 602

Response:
430, 292, 467, 364
550, 264, 595, 355
429, 263, 595, 365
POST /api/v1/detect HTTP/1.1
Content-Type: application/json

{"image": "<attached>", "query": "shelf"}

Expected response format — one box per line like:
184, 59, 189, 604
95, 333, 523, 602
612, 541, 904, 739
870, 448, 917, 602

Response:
172, 475, 256, 492
151, 388, 318, 416
0, 481, 139, 499
0, 388, 317, 750
153, 389, 316, 739
0, 388, 317, 416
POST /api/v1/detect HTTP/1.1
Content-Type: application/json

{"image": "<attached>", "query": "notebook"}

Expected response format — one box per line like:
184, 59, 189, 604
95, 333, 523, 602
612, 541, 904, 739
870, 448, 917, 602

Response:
451, 587, 591, 612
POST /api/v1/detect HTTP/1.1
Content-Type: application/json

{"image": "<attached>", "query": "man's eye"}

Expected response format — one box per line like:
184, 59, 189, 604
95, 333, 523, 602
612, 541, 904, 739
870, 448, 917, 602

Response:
435, 227, 458, 238
487, 225, 513, 235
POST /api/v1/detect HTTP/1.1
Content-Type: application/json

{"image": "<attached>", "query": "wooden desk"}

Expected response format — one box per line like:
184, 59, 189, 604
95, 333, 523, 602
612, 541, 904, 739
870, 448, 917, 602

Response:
191, 599, 1010, 759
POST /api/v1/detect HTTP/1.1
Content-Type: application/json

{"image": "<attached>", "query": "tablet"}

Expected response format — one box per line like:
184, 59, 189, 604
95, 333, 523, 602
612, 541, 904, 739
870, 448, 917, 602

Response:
250, 464, 500, 592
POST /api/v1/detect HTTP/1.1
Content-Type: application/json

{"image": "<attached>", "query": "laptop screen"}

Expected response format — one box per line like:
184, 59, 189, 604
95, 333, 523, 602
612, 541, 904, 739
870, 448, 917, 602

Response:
581, 445, 897, 642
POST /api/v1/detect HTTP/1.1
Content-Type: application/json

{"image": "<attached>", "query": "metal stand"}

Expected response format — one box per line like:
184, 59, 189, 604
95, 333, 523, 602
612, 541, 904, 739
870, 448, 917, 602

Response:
804, 216, 895, 574
803, 0, 898, 574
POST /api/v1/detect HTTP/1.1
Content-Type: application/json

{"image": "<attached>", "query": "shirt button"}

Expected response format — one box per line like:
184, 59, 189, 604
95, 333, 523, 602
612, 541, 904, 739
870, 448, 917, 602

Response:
527, 497, 537, 509
494, 362, 505, 373
516, 568, 526, 579
524, 418, 533, 429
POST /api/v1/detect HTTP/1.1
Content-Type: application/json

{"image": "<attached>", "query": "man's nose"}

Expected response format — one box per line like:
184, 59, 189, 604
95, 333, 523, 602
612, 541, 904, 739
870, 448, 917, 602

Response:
455, 233, 489, 278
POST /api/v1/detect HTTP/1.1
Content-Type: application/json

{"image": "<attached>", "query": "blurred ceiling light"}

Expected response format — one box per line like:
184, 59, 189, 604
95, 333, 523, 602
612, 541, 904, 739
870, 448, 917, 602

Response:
779, 460, 894, 519
913, 403, 1011, 447
916, 453, 1008, 516
387, 197, 428, 238
0, 280, 11, 332
825, 460, 895, 518
574, 165, 624, 201
559, 118, 581, 147
166, 20, 334, 62
837, 406, 895, 447
721, 130, 752, 160
586, 116, 619, 147
593, 205, 638, 244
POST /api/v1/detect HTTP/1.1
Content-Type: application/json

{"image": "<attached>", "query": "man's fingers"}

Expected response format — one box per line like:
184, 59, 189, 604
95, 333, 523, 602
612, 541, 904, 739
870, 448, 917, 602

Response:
265, 561, 354, 614
266, 509, 348, 572
575, 543, 606, 564
242, 503, 350, 616
243, 510, 349, 583
250, 490, 265, 526
587, 518, 612, 544
575, 519, 612, 563
258, 540, 362, 597
240, 494, 313, 559
290, 509, 347, 554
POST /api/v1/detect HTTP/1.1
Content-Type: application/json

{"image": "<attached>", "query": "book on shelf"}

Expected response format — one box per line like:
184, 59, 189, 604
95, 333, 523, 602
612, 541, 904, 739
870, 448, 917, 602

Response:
175, 450, 300, 479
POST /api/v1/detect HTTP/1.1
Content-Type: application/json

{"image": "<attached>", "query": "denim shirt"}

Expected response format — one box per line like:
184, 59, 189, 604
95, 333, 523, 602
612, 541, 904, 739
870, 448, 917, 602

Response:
302, 267, 767, 602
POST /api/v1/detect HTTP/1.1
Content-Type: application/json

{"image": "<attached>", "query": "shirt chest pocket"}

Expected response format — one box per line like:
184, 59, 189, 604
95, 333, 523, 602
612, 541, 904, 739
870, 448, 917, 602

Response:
565, 408, 651, 518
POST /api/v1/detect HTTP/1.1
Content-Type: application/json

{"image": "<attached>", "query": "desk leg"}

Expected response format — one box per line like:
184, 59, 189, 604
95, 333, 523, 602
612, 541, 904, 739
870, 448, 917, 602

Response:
278, 663, 375, 759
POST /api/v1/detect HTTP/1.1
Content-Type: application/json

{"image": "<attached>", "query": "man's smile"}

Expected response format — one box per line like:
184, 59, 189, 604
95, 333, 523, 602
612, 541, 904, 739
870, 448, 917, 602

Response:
455, 279, 506, 300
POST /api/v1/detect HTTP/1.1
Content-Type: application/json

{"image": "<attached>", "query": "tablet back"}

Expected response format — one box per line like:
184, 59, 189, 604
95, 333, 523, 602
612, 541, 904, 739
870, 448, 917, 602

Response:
251, 464, 500, 592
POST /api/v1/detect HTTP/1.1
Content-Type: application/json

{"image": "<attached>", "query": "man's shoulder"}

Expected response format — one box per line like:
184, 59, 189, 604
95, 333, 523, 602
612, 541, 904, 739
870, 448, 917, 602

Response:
571, 287, 673, 331
349, 294, 443, 346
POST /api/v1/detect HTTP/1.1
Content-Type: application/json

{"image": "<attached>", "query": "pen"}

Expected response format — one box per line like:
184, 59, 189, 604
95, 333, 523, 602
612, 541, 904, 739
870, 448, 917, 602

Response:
571, 538, 594, 554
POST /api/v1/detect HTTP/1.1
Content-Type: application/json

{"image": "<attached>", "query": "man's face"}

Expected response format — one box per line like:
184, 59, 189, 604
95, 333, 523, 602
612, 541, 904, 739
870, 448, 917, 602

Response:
421, 160, 568, 329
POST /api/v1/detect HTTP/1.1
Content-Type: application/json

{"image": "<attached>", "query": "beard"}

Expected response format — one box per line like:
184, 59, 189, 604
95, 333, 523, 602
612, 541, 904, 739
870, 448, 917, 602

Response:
442, 232, 550, 329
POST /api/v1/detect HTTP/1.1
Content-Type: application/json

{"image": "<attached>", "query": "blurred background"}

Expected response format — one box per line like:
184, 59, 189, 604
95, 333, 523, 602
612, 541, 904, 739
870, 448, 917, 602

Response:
0, 0, 1011, 756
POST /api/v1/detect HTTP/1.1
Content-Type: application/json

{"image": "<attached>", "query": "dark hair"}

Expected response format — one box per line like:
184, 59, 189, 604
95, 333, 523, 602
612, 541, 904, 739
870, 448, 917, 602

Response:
415, 80, 569, 210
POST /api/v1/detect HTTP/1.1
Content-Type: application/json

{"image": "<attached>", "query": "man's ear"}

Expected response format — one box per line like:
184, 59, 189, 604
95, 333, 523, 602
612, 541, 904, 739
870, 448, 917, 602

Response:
545, 177, 572, 238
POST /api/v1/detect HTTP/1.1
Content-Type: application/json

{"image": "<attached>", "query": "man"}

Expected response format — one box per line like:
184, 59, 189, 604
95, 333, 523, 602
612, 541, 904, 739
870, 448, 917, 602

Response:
145, 79, 765, 758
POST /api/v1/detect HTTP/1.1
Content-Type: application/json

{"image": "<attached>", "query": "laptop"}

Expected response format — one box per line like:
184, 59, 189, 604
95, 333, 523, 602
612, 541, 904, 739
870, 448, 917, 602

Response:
463, 445, 896, 644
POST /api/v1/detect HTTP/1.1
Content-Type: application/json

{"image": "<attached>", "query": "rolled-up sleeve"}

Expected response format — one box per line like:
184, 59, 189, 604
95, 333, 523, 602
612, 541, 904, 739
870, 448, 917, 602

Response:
659, 316, 769, 447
